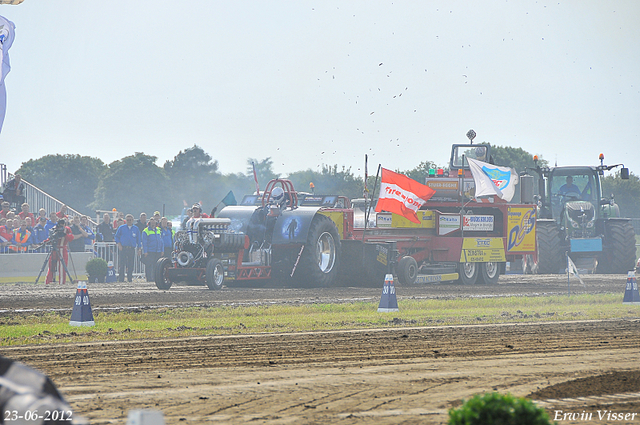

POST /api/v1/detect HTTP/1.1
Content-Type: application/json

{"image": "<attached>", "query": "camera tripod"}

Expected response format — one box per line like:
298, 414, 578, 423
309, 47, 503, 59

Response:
35, 243, 75, 285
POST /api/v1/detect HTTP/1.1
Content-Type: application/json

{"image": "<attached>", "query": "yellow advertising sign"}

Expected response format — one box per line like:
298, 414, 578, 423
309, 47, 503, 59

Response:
390, 210, 435, 228
460, 238, 506, 262
376, 244, 389, 266
506, 207, 536, 252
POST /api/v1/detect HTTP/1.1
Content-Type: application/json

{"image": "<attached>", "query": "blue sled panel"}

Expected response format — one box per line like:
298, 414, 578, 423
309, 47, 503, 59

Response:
570, 238, 602, 253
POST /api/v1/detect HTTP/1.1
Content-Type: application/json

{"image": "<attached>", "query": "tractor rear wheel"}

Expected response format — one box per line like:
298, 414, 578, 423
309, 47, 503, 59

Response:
154, 257, 173, 290
296, 214, 341, 287
598, 220, 637, 274
205, 258, 224, 290
396, 256, 418, 285
535, 221, 564, 274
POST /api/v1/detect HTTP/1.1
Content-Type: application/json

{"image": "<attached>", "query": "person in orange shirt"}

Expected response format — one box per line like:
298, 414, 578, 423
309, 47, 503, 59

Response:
9, 219, 31, 253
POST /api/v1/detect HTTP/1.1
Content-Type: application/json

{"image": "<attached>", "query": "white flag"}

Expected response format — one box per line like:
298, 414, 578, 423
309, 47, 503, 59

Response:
467, 157, 519, 202
567, 256, 586, 287
0, 15, 15, 134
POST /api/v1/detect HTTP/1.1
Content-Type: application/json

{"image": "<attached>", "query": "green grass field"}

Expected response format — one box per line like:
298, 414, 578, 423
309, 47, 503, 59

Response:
1, 294, 638, 347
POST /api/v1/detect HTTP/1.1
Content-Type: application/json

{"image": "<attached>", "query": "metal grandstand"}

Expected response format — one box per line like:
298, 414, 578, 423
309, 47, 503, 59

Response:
1, 163, 95, 224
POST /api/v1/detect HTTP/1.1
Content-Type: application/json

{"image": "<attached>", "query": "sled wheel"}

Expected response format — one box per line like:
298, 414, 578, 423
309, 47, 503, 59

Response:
396, 256, 418, 285
458, 262, 478, 285
479, 262, 500, 284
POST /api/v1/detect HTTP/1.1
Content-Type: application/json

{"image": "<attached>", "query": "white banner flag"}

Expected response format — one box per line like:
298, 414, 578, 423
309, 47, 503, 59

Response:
0, 15, 15, 134
467, 157, 519, 202
567, 256, 586, 287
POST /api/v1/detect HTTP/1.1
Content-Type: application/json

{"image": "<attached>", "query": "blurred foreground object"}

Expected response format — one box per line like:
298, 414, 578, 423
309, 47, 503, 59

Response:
0, 355, 87, 424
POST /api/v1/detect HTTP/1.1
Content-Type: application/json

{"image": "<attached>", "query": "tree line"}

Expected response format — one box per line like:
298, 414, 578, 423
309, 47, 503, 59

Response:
15, 144, 640, 218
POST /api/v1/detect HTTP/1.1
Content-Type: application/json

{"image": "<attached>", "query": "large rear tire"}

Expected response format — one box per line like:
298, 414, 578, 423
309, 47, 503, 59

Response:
458, 262, 478, 285
396, 256, 418, 285
154, 257, 173, 290
599, 220, 637, 274
296, 214, 341, 287
205, 258, 225, 290
535, 221, 564, 274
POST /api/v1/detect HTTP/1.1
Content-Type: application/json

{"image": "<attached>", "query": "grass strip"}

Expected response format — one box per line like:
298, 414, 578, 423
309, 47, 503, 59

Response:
0, 293, 638, 346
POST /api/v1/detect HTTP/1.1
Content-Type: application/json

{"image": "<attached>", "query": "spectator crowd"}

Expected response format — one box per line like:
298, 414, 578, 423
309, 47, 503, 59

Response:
0, 175, 222, 283
0, 201, 181, 283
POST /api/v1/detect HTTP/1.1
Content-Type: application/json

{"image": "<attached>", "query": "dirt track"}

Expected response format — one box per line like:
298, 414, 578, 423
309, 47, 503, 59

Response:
1, 275, 640, 424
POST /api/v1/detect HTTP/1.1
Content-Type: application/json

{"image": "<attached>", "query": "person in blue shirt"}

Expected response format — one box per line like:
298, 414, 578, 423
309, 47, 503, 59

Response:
44, 212, 57, 233
115, 214, 140, 282
31, 216, 49, 252
558, 176, 581, 197
80, 215, 95, 252
141, 218, 163, 282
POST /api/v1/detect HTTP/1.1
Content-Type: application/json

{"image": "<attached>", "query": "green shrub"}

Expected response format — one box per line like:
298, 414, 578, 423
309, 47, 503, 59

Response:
448, 392, 554, 425
85, 257, 108, 278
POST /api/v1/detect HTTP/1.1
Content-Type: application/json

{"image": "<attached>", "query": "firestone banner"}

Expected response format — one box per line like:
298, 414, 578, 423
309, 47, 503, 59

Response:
376, 168, 435, 224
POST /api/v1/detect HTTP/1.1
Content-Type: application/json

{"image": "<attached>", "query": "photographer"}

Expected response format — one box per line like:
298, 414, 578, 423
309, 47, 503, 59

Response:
45, 219, 74, 285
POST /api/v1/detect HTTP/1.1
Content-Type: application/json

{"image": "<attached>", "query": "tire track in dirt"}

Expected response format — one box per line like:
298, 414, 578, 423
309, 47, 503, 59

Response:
5, 321, 636, 424
3, 320, 639, 380
2, 275, 639, 424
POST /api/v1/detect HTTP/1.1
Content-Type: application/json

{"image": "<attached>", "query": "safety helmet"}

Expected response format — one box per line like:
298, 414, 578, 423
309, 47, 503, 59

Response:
271, 187, 284, 203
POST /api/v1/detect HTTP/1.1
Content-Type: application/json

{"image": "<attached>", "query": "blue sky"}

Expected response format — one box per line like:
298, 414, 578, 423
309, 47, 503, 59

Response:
0, 1, 638, 179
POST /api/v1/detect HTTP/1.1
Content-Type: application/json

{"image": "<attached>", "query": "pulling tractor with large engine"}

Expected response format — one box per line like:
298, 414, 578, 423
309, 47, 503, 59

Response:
154, 179, 346, 289
526, 154, 636, 274
155, 132, 540, 289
